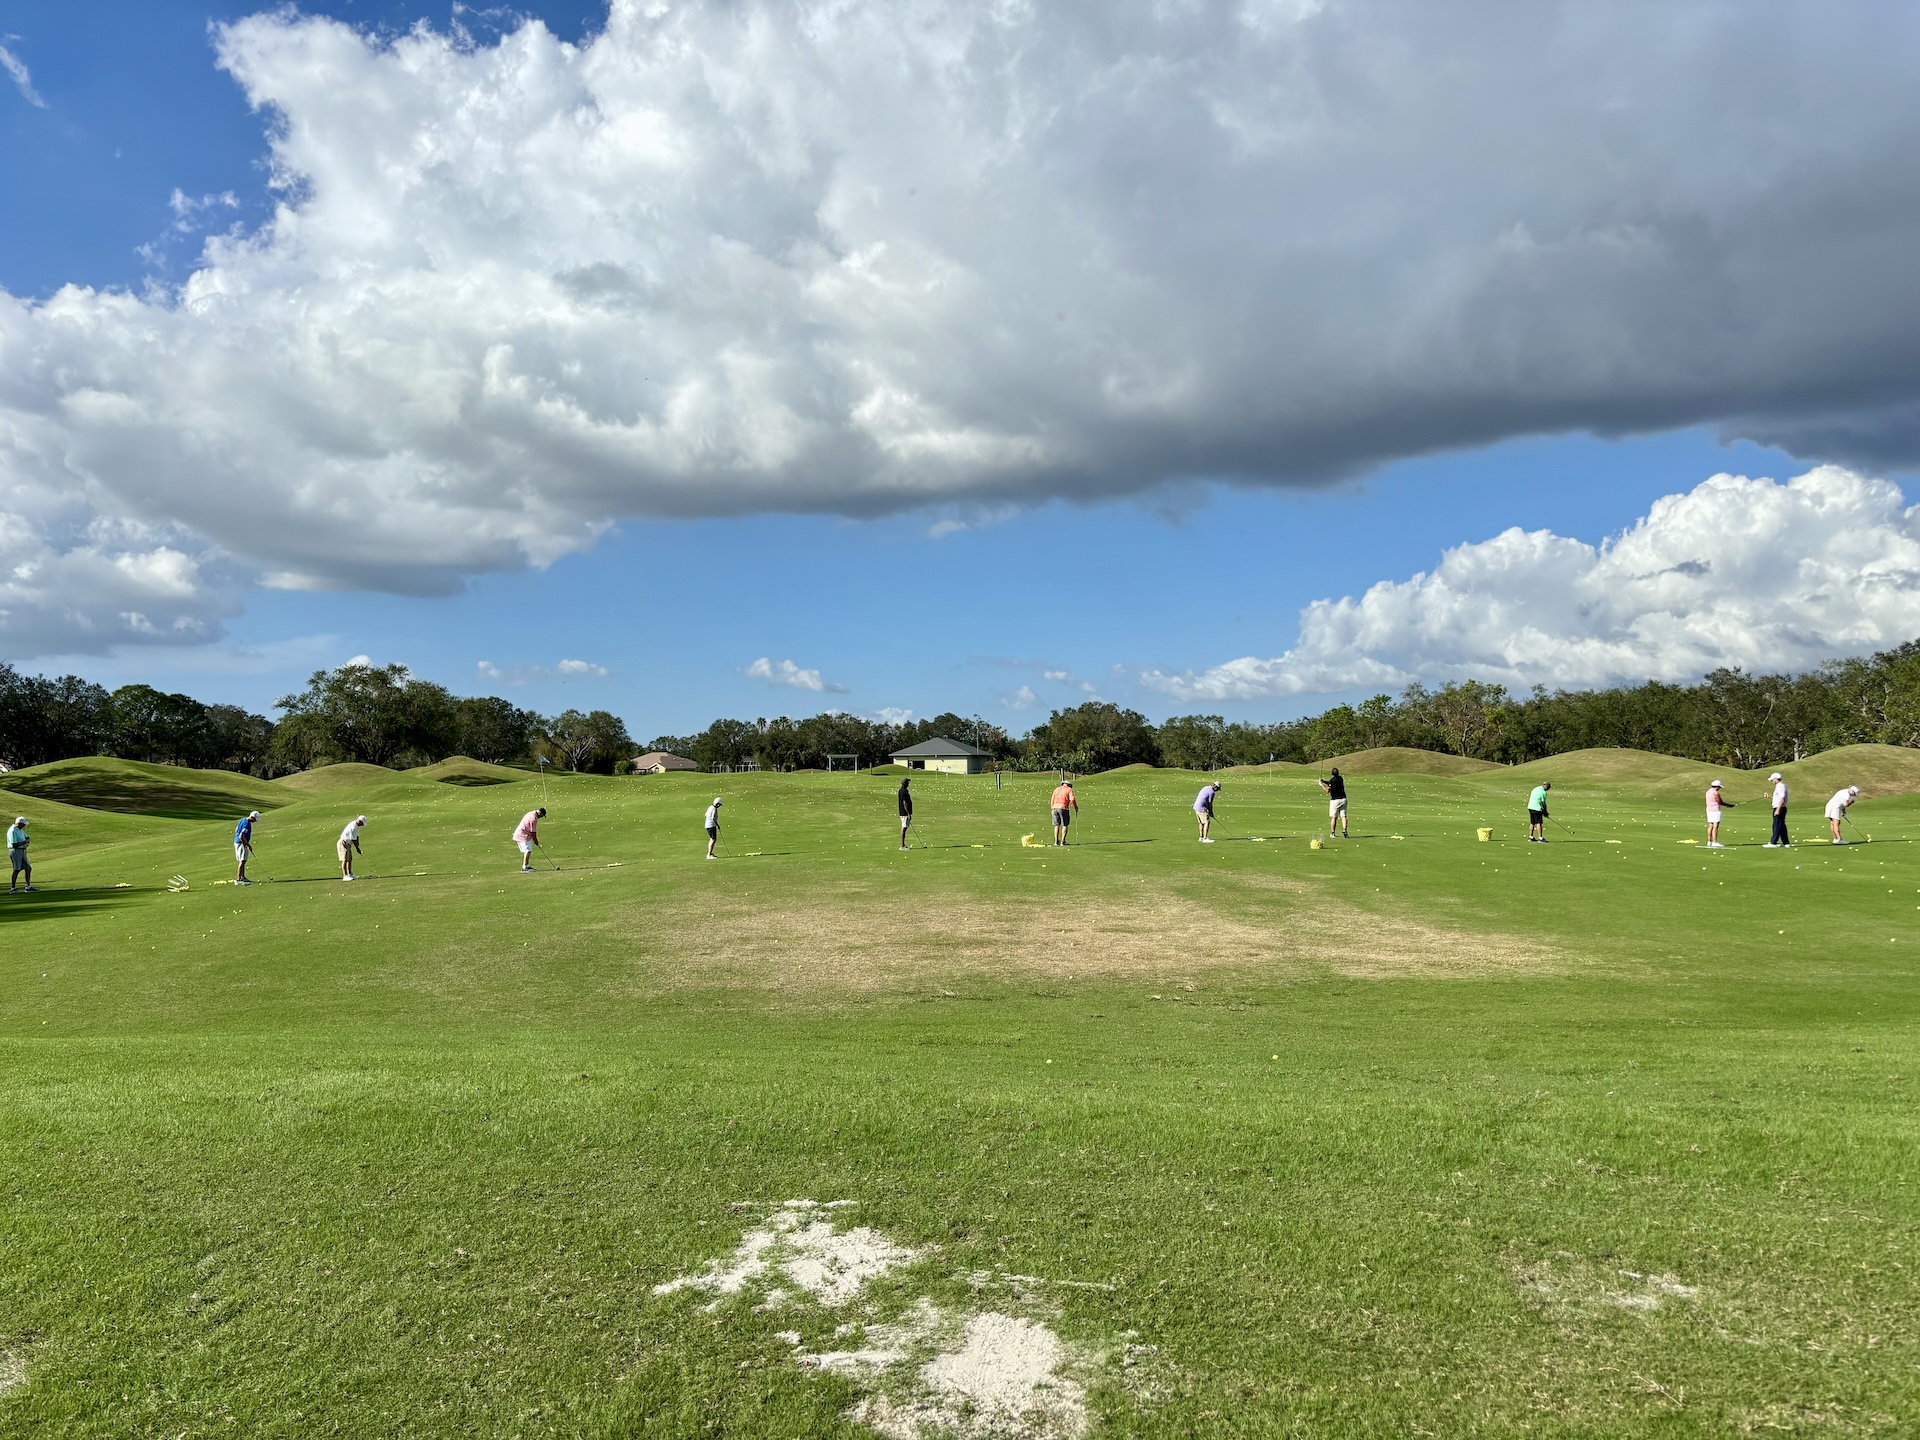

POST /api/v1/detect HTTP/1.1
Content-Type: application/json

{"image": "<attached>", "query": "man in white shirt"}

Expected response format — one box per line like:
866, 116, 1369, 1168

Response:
1825, 785, 1861, 843
704, 798, 722, 860
1704, 780, 1733, 847
338, 816, 366, 880
1763, 774, 1789, 848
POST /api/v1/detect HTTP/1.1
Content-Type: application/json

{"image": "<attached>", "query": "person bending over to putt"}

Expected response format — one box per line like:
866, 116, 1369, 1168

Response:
234, 810, 261, 884
704, 797, 722, 859
1764, 773, 1790, 848
338, 815, 366, 881
1704, 781, 1733, 848
1826, 785, 1861, 843
1319, 767, 1349, 839
1051, 779, 1078, 846
8, 815, 32, 893
1194, 781, 1220, 842
897, 776, 913, 850
514, 806, 546, 871
1527, 783, 1551, 842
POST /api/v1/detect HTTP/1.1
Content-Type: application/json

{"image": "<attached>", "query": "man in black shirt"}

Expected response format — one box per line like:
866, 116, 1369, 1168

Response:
1318, 767, 1348, 839
898, 776, 914, 850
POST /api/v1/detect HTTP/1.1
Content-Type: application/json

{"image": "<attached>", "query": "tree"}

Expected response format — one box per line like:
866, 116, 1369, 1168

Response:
1156, 715, 1228, 770
1026, 702, 1160, 771
272, 662, 458, 768
545, 709, 634, 773
690, 718, 758, 772
454, 696, 541, 764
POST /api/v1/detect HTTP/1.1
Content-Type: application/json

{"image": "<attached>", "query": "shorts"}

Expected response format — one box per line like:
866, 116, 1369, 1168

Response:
900, 814, 912, 826
1706, 810, 1722, 825
1052, 808, 1071, 826
518, 839, 534, 854
8, 846, 26, 873
705, 825, 718, 839
235, 842, 250, 863
1825, 806, 1845, 822
337, 840, 353, 863
1528, 809, 1544, 825
1328, 798, 1347, 818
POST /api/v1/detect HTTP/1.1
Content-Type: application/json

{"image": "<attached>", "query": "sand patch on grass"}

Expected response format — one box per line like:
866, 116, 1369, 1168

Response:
1515, 1252, 1702, 1319
653, 1200, 920, 1309
663, 1204, 1099, 1439
0, 1351, 22, 1397
615, 878, 1559, 993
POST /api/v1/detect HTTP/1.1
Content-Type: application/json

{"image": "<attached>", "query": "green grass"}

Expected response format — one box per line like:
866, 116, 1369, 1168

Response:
1, 758, 1915, 1436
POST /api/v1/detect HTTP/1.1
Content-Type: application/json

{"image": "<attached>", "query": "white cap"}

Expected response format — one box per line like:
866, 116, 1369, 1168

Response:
712, 797, 723, 805
12, 816, 24, 826
1708, 780, 1722, 788
355, 815, 367, 825
1849, 785, 1860, 794
248, 810, 261, 819
1769, 772, 1783, 781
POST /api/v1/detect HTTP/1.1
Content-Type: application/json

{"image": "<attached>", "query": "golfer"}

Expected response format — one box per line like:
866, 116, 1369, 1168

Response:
1319, 767, 1349, 839
1194, 781, 1220, 842
1825, 785, 1861, 843
704, 797, 722, 859
1704, 781, 1733, 848
897, 776, 913, 850
1527, 782, 1551, 842
513, 807, 546, 871
7, 815, 32, 893
1764, 773, 1790, 848
234, 810, 261, 884
338, 815, 366, 881
1051, 779, 1078, 846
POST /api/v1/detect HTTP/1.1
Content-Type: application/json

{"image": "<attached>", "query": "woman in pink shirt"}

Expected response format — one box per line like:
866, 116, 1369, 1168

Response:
513, 807, 546, 872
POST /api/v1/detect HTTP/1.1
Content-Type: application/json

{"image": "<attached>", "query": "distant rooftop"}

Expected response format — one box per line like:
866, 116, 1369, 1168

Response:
889, 736, 992, 758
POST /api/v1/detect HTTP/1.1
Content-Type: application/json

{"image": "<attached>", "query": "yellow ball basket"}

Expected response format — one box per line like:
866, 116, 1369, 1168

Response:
1476, 827, 1493, 842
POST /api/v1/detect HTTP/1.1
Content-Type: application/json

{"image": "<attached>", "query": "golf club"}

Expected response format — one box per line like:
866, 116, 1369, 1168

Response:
535, 839, 562, 872
1549, 816, 1578, 837
1844, 814, 1871, 844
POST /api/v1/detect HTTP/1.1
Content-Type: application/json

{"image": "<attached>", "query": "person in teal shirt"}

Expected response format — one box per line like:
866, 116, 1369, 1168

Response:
1527, 783, 1552, 842
8, 816, 33, 893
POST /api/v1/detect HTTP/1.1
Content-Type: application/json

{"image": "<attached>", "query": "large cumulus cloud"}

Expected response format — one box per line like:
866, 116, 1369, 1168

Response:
1143, 466, 1920, 700
5, 0, 1920, 653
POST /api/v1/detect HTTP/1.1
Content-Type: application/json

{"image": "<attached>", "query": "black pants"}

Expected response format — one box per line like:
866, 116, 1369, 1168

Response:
1770, 807, 1789, 846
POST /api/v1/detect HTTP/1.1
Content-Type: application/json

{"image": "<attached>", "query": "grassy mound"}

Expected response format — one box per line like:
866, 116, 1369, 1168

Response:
1500, 747, 1718, 789
1776, 743, 1920, 798
409, 756, 527, 787
0, 756, 285, 820
1317, 746, 1503, 776
275, 762, 407, 793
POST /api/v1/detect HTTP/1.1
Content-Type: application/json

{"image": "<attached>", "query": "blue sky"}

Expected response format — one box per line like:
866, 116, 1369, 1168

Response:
4, 2, 1918, 738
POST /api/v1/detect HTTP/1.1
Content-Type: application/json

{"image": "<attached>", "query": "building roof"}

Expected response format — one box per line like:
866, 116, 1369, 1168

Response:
632, 751, 698, 770
889, 736, 992, 759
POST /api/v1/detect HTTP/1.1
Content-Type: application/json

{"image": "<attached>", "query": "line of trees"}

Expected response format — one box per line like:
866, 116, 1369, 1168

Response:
6, 639, 1920, 778
0, 661, 632, 777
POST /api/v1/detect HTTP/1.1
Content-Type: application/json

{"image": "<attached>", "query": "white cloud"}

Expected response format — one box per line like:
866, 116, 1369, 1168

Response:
1143, 466, 1920, 701
0, 42, 45, 108
3, 5, 1920, 651
344, 654, 373, 668
743, 656, 848, 694
478, 657, 610, 685
1001, 685, 1038, 710
874, 706, 913, 724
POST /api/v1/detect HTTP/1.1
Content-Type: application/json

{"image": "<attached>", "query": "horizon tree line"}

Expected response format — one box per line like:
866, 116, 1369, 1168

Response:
4, 639, 1920, 777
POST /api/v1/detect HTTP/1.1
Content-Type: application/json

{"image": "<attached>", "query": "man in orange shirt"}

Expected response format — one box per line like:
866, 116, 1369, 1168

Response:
1051, 779, 1079, 846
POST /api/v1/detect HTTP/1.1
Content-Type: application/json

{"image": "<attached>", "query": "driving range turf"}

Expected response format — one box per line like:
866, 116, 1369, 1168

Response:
1, 752, 1916, 1436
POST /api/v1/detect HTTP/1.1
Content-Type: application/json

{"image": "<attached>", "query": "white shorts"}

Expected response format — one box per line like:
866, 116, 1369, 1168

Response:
1706, 810, 1722, 825
235, 842, 250, 862
1329, 799, 1347, 818
1825, 805, 1845, 822
518, 839, 534, 854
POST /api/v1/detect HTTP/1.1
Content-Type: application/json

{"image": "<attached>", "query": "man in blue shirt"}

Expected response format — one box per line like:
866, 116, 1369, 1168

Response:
234, 810, 261, 885
7, 816, 32, 893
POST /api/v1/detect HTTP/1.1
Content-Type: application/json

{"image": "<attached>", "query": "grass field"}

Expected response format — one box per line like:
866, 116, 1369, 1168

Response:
1, 750, 1916, 1437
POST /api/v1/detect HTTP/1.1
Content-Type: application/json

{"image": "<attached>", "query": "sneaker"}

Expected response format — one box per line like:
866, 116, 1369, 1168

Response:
1705, 842, 1723, 849
521, 865, 534, 872
1832, 839, 1849, 845
1199, 837, 1214, 844
21, 885, 35, 892
235, 878, 253, 886
342, 874, 356, 882
1762, 842, 1779, 848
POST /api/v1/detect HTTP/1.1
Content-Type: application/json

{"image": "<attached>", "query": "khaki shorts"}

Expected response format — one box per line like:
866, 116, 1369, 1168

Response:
337, 840, 353, 863
1329, 799, 1347, 818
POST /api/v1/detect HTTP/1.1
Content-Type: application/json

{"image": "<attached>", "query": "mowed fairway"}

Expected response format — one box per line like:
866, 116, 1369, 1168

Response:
2, 753, 1917, 1437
